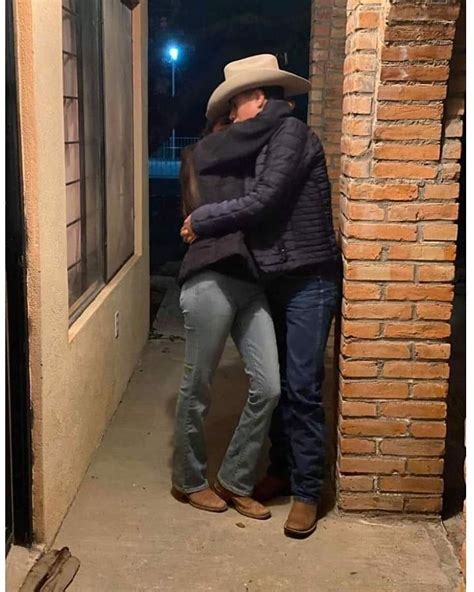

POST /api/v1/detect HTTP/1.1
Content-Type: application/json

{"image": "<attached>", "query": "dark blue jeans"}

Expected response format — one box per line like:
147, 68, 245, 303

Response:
265, 271, 340, 505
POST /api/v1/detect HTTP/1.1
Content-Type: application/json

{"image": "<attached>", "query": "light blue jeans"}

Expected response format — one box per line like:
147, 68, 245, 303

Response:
172, 270, 280, 496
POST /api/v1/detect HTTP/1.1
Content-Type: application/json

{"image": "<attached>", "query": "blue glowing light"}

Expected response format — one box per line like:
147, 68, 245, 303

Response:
168, 46, 179, 62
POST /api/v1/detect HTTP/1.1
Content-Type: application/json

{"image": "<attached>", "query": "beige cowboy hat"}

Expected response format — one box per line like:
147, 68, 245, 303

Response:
206, 54, 311, 122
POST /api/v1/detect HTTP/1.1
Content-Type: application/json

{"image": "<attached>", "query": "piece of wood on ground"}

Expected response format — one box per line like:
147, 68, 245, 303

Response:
19, 547, 80, 592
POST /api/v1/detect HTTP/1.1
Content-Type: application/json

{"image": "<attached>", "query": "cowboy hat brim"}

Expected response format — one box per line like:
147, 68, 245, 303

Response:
206, 69, 311, 122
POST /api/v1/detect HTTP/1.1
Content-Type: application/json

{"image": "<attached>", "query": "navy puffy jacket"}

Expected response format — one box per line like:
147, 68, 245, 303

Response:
191, 114, 341, 277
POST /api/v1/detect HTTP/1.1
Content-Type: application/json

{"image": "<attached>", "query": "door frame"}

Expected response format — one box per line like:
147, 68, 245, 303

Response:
6, 0, 33, 551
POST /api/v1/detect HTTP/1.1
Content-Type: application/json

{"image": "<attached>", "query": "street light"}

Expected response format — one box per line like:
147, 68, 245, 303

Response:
167, 46, 180, 156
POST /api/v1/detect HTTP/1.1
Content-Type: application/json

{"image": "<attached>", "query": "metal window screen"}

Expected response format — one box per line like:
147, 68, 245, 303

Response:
62, 0, 105, 320
102, 0, 135, 280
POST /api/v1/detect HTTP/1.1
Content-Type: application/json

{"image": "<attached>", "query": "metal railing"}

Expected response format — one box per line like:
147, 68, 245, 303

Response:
149, 136, 198, 178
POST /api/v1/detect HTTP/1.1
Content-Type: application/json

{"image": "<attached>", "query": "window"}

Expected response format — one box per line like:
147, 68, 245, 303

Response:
103, 0, 135, 279
62, 0, 135, 322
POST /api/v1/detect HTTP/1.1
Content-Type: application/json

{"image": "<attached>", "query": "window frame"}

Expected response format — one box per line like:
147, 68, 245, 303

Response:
63, 0, 136, 324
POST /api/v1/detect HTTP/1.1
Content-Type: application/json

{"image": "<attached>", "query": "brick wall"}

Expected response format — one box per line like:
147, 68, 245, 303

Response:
309, 0, 347, 228
337, 0, 463, 513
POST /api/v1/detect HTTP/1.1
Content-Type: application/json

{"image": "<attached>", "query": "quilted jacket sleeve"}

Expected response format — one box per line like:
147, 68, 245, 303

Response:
191, 117, 308, 238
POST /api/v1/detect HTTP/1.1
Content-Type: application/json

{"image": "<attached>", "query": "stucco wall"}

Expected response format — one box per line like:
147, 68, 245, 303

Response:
14, 0, 149, 544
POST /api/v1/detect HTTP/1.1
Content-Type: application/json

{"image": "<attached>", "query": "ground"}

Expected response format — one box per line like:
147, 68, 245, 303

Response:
49, 283, 462, 591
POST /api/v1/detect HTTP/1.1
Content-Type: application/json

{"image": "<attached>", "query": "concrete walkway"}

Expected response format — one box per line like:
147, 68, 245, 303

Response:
54, 286, 462, 591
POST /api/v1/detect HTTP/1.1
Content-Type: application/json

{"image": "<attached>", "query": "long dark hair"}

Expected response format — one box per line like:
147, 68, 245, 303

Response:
180, 116, 231, 218
180, 145, 200, 218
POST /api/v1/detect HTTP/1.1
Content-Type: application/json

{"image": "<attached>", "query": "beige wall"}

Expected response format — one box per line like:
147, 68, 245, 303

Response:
14, 0, 149, 544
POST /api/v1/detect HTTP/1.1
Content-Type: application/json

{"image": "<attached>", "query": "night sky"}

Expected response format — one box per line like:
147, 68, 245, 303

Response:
148, 0, 312, 153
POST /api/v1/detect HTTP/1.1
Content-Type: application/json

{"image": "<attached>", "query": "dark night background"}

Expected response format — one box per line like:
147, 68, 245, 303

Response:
148, 0, 312, 153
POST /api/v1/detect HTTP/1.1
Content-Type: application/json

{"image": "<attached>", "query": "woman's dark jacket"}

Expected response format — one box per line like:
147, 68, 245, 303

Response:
191, 100, 341, 277
177, 101, 293, 286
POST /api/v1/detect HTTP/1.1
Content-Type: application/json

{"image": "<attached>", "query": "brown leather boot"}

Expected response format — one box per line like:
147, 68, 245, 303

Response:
213, 481, 272, 520
171, 487, 228, 513
253, 474, 291, 503
284, 500, 318, 539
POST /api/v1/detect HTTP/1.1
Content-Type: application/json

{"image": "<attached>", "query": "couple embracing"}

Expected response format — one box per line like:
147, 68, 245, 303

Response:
170, 54, 341, 539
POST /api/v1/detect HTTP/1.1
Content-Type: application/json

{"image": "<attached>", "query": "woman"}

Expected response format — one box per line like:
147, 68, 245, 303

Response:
171, 115, 281, 520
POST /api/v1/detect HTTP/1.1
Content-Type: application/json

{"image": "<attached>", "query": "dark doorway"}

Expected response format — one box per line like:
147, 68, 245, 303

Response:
6, 0, 33, 553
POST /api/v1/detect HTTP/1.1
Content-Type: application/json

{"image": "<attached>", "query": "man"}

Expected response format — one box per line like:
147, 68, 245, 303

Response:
182, 54, 341, 538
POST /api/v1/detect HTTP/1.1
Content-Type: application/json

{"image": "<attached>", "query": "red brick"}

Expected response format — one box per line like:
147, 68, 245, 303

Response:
347, 183, 418, 201
352, 9, 380, 31
341, 401, 378, 417
411, 382, 448, 400
378, 84, 447, 102
421, 224, 458, 242
343, 221, 417, 241
374, 143, 439, 161
344, 282, 382, 300
415, 344, 451, 360
381, 438, 445, 457
424, 183, 460, 200
388, 4, 460, 22
407, 459, 444, 475
442, 140, 462, 160
384, 25, 456, 42
342, 117, 372, 136
344, 54, 377, 75
342, 340, 411, 359
387, 204, 459, 222
410, 421, 447, 438
344, 302, 413, 320
342, 241, 383, 260
339, 493, 404, 512
377, 103, 443, 121
385, 284, 454, 302
347, 32, 378, 53
342, 320, 381, 338
343, 200, 385, 220
380, 65, 450, 83
417, 265, 455, 285
381, 45, 453, 62
341, 419, 408, 437
342, 157, 371, 178
345, 263, 414, 282
373, 162, 438, 180
387, 244, 456, 261
341, 380, 409, 399
380, 401, 446, 420
383, 362, 449, 380
384, 322, 450, 339
340, 437, 377, 455
440, 161, 461, 181
445, 118, 463, 137
340, 456, 405, 474
416, 303, 452, 321
404, 497, 442, 513
340, 359, 379, 378
374, 123, 442, 140
344, 74, 376, 94
339, 475, 375, 492
341, 136, 371, 157
379, 476, 443, 494
343, 95, 373, 115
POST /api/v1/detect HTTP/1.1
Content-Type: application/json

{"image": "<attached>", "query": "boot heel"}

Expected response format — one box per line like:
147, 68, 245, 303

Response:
213, 481, 232, 502
170, 486, 188, 503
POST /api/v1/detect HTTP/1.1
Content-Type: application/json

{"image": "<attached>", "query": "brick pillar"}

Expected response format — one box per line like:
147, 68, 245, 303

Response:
338, 0, 462, 513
